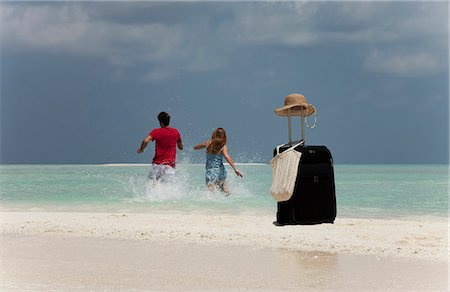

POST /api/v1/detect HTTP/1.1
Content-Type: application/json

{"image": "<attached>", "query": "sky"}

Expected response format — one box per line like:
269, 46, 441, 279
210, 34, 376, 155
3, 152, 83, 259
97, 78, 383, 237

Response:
0, 1, 448, 164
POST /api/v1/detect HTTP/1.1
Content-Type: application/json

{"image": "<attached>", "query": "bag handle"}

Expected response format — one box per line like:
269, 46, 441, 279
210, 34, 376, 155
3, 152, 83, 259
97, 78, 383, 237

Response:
275, 141, 303, 155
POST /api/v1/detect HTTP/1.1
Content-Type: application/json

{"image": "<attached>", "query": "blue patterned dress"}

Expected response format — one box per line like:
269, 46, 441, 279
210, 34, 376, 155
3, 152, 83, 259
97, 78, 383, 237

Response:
205, 152, 227, 185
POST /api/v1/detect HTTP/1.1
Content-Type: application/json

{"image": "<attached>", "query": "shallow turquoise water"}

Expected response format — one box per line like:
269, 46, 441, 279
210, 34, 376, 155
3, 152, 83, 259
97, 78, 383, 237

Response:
0, 164, 448, 219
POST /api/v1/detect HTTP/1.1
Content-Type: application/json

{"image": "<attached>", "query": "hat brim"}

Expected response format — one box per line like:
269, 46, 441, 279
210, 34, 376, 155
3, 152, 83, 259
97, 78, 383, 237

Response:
274, 104, 315, 117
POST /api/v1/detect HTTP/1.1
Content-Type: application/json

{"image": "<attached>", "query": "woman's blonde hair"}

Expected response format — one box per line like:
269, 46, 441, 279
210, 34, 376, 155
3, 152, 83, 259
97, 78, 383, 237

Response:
207, 128, 227, 154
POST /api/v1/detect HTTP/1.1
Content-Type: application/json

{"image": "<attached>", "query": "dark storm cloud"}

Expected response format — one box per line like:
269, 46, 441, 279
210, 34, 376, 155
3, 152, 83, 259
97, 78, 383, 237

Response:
1, 1, 448, 164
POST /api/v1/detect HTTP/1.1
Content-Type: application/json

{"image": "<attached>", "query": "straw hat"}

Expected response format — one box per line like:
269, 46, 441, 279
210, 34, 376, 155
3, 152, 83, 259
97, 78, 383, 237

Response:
274, 93, 316, 117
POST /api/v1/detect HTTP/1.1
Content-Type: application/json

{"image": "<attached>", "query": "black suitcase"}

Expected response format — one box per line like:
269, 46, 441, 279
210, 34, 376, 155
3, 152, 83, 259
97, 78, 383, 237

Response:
274, 142, 336, 225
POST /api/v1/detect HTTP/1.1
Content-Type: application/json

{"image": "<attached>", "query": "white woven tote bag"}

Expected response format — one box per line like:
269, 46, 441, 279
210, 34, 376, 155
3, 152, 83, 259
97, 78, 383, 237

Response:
270, 143, 302, 202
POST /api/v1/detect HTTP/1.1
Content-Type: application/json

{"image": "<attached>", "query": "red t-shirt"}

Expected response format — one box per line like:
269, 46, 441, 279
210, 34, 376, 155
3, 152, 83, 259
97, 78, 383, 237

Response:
150, 127, 181, 168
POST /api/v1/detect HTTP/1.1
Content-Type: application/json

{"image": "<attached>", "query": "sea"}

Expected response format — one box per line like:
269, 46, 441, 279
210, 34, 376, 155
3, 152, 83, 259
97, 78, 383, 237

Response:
0, 164, 448, 220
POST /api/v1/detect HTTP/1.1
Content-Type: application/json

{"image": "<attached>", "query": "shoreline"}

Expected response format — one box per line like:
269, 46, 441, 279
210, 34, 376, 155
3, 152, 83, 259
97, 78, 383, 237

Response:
1, 211, 448, 261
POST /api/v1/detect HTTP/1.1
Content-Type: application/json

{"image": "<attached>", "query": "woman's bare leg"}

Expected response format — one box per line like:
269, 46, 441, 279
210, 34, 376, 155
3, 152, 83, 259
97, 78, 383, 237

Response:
207, 183, 216, 192
218, 181, 230, 196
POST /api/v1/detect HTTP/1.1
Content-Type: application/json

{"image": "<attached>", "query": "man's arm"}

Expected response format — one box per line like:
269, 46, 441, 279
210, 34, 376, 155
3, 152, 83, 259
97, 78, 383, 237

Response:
177, 139, 184, 150
137, 135, 153, 154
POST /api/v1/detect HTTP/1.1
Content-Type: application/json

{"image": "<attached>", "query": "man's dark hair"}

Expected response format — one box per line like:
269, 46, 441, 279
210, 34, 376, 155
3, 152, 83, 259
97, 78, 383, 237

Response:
158, 112, 170, 126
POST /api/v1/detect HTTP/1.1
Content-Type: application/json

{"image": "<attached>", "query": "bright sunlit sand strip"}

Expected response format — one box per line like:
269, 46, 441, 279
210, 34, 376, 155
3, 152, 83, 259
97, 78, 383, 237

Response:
2, 211, 447, 261
2, 212, 448, 290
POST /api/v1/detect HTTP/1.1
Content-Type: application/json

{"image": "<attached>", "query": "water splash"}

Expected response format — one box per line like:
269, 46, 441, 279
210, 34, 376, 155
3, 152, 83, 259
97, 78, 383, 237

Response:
126, 164, 231, 203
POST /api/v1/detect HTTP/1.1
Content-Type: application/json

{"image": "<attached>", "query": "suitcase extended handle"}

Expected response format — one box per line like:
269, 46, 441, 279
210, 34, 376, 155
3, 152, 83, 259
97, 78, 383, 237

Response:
287, 107, 317, 144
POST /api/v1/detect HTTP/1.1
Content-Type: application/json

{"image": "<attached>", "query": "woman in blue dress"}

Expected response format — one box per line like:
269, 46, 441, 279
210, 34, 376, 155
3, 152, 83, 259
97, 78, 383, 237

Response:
194, 128, 243, 195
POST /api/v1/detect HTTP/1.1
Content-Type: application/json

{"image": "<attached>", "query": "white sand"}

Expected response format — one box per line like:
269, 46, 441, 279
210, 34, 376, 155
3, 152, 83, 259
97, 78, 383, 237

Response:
1, 211, 448, 290
2, 233, 448, 291
1, 211, 448, 261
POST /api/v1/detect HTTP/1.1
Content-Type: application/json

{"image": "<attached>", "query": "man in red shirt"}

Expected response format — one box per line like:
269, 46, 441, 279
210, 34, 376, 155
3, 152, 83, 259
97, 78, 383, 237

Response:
137, 112, 183, 182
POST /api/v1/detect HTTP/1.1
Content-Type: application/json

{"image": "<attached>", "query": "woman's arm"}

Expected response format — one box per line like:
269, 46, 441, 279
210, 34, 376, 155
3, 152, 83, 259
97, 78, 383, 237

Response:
222, 145, 243, 177
193, 140, 208, 150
